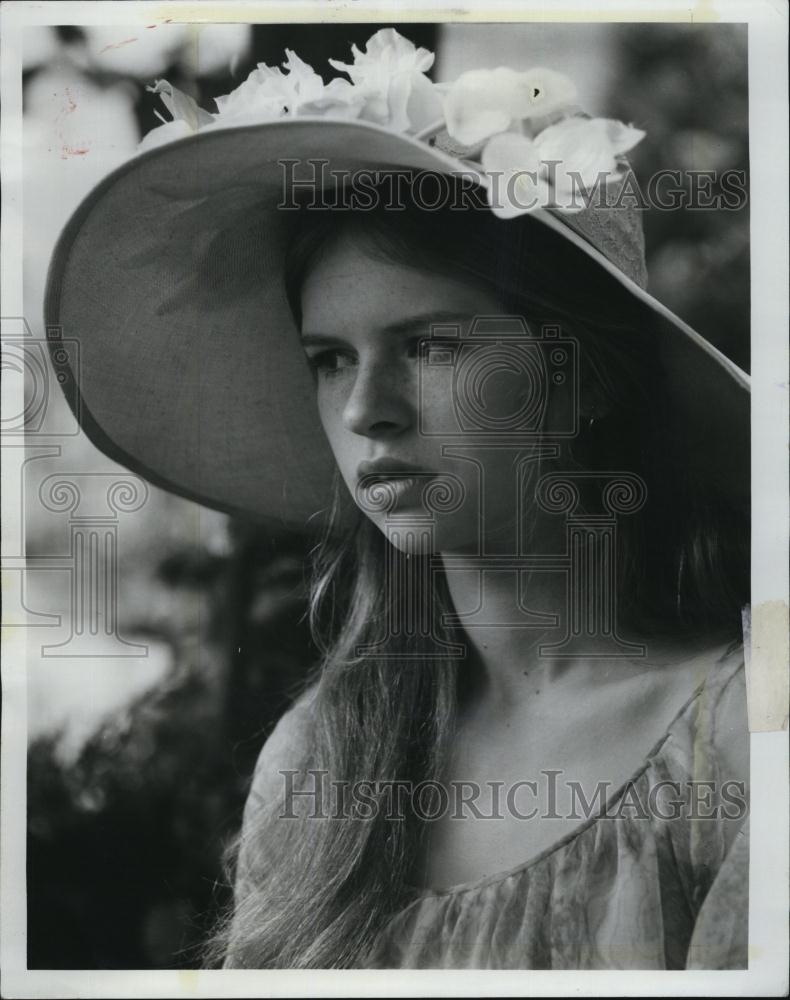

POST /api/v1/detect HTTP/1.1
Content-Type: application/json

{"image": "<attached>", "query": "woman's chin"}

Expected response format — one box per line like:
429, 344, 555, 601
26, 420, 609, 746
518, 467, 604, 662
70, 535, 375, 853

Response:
369, 516, 479, 557
373, 521, 438, 556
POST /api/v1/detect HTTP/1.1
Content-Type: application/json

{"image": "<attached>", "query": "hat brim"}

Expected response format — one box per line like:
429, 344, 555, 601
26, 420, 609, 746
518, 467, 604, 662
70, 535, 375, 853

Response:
44, 117, 750, 531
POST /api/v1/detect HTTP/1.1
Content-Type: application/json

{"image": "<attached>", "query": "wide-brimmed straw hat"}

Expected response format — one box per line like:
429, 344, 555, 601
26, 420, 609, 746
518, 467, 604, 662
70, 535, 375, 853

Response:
45, 29, 749, 531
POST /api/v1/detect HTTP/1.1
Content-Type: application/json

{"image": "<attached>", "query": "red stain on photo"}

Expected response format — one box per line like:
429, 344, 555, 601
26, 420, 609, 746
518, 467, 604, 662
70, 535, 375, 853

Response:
57, 90, 90, 158
98, 37, 138, 53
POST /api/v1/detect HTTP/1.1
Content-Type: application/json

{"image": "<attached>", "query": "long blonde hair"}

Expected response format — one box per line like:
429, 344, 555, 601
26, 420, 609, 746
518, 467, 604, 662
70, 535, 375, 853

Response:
214, 485, 461, 967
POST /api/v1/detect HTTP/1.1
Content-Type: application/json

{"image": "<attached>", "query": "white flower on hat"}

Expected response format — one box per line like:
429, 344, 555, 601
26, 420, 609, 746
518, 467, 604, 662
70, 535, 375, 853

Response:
213, 50, 363, 124
480, 114, 646, 217
150, 79, 215, 129
444, 67, 578, 147
538, 116, 646, 201
481, 132, 553, 218
136, 28, 645, 216
139, 51, 364, 151
329, 28, 443, 132
138, 79, 213, 151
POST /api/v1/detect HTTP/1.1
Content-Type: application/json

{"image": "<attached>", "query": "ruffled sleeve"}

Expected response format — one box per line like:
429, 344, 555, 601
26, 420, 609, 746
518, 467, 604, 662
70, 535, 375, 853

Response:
683, 644, 749, 968
685, 817, 749, 968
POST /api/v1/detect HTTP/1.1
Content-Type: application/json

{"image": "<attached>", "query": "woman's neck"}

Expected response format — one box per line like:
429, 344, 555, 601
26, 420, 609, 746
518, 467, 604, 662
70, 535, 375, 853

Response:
439, 557, 575, 705
440, 555, 735, 713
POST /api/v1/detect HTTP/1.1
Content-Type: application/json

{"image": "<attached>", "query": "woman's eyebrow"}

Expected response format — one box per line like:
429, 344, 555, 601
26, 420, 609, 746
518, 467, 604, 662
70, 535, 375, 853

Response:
300, 312, 475, 345
299, 333, 349, 347
382, 311, 474, 336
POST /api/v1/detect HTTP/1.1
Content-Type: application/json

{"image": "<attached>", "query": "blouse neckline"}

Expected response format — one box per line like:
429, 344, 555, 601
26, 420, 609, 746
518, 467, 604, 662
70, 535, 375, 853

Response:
409, 637, 744, 900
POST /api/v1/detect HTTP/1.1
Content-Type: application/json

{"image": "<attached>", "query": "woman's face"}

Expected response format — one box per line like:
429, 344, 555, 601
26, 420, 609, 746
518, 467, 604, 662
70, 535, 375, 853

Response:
299, 230, 561, 555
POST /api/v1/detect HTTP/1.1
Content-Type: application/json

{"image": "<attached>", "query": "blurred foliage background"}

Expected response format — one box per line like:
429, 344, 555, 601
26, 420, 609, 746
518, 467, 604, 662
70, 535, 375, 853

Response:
23, 20, 749, 969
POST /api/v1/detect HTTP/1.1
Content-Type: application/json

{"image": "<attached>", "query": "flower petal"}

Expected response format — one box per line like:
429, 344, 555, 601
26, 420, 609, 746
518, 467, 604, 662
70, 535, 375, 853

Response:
601, 118, 646, 154
405, 73, 444, 132
329, 28, 438, 131
281, 49, 325, 105
444, 68, 521, 146
147, 79, 214, 129
481, 131, 552, 217
299, 77, 365, 119
536, 117, 619, 186
367, 27, 434, 71
214, 64, 289, 121
445, 66, 578, 146
331, 28, 434, 77
383, 72, 413, 132
212, 49, 356, 124
512, 67, 579, 118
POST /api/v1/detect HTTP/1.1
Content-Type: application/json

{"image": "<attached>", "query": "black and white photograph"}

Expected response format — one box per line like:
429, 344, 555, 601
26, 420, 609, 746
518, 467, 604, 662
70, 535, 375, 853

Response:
1, 1, 788, 996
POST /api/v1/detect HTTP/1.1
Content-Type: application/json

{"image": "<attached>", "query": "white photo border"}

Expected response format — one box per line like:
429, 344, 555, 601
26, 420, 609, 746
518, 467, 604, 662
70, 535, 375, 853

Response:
1, 1, 787, 996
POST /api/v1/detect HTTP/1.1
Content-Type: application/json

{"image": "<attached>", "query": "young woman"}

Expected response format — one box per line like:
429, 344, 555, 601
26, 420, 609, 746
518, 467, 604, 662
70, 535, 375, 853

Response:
45, 30, 750, 970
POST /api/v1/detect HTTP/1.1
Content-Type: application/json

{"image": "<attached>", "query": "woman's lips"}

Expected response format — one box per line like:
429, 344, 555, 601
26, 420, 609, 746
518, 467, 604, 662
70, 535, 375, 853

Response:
368, 475, 426, 505
356, 465, 439, 507
357, 458, 434, 480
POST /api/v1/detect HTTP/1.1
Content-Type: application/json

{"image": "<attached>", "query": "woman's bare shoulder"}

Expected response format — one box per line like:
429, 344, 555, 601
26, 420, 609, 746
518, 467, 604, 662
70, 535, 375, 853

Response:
262, 682, 319, 761
245, 681, 320, 820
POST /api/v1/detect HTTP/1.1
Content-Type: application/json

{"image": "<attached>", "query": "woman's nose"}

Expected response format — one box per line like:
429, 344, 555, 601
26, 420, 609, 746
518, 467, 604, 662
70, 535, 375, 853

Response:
342, 359, 415, 438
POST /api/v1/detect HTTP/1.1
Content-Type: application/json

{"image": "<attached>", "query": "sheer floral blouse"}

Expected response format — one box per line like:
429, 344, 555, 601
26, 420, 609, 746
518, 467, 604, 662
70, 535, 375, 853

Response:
227, 639, 748, 969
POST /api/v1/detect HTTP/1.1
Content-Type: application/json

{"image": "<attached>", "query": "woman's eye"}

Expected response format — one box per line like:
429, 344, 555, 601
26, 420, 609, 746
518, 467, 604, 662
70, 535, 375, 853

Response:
306, 349, 357, 376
